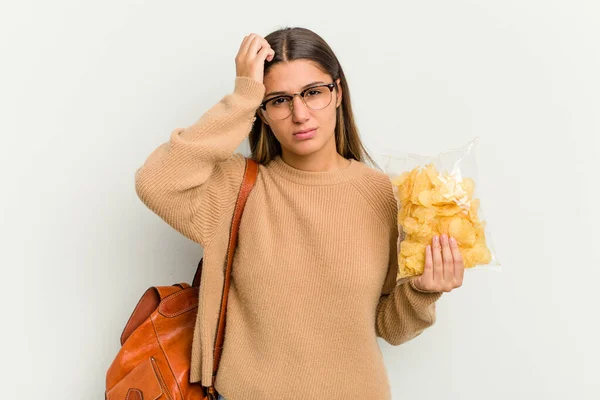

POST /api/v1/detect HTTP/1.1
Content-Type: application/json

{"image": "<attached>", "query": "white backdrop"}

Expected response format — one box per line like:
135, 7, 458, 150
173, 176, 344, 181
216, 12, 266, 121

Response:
1, 0, 598, 398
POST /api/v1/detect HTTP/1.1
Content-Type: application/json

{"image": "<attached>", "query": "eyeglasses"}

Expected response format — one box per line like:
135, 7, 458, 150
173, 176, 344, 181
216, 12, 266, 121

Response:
259, 83, 336, 121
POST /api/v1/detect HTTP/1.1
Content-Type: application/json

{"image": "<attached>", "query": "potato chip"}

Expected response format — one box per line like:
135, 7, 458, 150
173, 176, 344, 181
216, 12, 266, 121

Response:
469, 198, 480, 221
417, 190, 432, 207
435, 203, 463, 217
448, 217, 476, 246
436, 217, 453, 235
424, 163, 441, 185
402, 216, 433, 238
462, 177, 475, 199
412, 205, 436, 222
410, 172, 433, 203
400, 240, 426, 257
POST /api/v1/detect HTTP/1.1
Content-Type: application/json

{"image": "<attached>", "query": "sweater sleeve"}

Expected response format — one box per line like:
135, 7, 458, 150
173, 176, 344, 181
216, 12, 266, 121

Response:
375, 219, 443, 346
135, 76, 266, 246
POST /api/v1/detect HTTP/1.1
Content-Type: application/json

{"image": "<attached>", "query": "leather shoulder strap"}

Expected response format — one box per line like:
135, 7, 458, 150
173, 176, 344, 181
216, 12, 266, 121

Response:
211, 157, 258, 378
191, 158, 258, 287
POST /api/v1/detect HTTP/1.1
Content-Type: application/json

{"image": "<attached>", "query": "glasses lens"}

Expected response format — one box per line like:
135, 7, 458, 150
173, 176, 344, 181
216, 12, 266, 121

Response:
304, 86, 332, 111
265, 97, 291, 120
265, 85, 333, 120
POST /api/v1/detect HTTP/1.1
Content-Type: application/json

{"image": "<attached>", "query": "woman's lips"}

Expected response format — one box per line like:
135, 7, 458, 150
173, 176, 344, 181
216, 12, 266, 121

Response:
293, 129, 316, 140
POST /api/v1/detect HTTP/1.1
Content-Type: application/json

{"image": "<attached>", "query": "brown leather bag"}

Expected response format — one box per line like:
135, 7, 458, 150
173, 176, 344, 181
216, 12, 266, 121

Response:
105, 157, 259, 400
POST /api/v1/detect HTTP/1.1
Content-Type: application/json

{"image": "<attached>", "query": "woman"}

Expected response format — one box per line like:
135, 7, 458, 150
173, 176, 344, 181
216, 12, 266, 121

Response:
135, 27, 464, 400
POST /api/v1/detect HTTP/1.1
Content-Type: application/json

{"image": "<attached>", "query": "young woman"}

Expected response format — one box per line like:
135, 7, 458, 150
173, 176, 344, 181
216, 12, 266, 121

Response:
135, 27, 464, 400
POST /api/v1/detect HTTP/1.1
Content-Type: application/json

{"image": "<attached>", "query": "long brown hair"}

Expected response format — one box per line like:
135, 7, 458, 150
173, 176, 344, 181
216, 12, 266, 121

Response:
249, 27, 379, 169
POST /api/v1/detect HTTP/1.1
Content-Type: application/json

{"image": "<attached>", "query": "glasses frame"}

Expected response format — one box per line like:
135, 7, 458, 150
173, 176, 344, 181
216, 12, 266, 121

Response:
259, 83, 336, 120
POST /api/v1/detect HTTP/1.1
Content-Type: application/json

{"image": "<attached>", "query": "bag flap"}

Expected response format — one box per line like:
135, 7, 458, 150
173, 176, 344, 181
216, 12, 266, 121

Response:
158, 286, 199, 317
106, 357, 163, 400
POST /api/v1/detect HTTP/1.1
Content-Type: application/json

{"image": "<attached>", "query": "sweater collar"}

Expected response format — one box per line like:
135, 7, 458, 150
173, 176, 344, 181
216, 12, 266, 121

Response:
266, 155, 363, 186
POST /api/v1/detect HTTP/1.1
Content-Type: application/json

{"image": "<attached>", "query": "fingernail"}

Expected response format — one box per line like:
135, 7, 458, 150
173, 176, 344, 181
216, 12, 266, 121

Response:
442, 234, 448, 242
433, 236, 438, 244
450, 237, 456, 244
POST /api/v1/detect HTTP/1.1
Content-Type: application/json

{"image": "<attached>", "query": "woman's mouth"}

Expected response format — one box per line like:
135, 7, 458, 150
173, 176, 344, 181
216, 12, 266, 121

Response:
293, 128, 316, 140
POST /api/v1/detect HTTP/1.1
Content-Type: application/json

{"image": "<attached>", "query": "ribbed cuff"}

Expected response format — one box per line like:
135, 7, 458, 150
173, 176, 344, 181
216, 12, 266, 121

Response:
409, 278, 442, 295
234, 76, 266, 101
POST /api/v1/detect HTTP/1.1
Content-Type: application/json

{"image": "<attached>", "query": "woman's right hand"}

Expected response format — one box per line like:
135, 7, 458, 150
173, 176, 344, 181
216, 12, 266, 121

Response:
235, 33, 275, 84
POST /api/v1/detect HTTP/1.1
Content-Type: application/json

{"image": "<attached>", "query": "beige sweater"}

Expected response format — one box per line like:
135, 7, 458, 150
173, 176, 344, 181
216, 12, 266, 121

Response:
135, 76, 442, 400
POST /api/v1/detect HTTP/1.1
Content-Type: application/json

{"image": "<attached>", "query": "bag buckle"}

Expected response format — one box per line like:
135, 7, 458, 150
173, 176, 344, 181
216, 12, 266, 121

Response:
207, 386, 218, 400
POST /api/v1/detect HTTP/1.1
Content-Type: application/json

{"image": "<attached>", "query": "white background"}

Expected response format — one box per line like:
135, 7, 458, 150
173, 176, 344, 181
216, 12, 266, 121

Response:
1, 0, 598, 398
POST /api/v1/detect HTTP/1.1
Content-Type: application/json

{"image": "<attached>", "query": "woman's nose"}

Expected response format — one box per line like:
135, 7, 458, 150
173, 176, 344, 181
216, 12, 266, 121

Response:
291, 96, 310, 122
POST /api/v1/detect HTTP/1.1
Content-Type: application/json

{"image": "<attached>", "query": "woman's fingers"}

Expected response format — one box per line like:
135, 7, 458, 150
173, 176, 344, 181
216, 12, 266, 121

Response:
248, 35, 263, 57
247, 34, 271, 60
239, 34, 250, 53
257, 44, 275, 62
418, 235, 465, 293
235, 33, 273, 84
242, 33, 259, 56
423, 244, 434, 283
440, 235, 454, 286
432, 235, 443, 282
239, 33, 254, 56
449, 237, 465, 285
244, 34, 273, 63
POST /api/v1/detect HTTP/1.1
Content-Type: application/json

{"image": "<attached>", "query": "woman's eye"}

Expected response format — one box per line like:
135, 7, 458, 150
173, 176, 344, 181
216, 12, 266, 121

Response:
306, 89, 322, 97
271, 97, 288, 105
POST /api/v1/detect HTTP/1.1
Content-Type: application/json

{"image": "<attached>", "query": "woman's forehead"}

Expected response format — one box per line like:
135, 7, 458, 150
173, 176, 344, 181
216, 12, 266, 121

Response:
264, 60, 330, 94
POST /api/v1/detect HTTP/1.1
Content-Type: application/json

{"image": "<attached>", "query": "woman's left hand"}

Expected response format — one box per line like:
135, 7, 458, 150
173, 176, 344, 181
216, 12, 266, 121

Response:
412, 234, 465, 293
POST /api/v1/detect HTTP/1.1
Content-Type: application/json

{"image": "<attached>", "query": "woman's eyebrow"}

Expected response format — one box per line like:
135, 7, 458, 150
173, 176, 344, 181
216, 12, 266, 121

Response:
265, 81, 326, 98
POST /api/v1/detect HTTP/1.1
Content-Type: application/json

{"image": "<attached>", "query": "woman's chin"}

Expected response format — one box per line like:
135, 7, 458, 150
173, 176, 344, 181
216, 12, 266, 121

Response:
287, 141, 324, 156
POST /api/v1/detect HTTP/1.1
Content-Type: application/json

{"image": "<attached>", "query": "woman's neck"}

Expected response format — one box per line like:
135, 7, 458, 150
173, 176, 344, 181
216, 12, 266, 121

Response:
280, 147, 350, 173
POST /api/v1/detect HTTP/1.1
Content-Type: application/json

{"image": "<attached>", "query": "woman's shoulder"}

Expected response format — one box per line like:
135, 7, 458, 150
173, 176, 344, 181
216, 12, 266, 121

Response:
352, 161, 399, 225
354, 160, 396, 194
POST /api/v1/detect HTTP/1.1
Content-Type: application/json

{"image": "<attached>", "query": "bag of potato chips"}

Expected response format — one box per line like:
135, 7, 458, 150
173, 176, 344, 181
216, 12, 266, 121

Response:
381, 137, 500, 283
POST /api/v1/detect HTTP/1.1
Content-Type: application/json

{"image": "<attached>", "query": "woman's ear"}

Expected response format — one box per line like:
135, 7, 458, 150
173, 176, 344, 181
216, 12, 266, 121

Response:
257, 109, 269, 126
335, 78, 342, 108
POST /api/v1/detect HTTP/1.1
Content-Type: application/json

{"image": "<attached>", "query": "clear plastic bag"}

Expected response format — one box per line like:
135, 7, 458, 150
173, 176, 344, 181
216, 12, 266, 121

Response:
381, 137, 500, 283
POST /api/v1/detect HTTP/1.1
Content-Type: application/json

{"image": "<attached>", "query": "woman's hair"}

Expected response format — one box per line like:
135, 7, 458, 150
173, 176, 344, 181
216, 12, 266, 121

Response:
249, 26, 379, 169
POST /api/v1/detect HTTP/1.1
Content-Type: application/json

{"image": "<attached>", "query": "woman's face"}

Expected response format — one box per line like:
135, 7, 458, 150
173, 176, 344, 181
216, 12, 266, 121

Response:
260, 59, 342, 159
